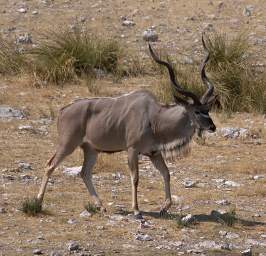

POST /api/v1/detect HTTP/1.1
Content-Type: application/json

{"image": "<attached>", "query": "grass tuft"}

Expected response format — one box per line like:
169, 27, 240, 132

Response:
84, 202, 99, 214
0, 37, 27, 75
20, 197, 42, 216
30, 27, 122, 84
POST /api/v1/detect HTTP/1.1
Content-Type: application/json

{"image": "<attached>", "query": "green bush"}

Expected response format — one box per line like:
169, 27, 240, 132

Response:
30, 28, 122, 84
20, 197, 42, 216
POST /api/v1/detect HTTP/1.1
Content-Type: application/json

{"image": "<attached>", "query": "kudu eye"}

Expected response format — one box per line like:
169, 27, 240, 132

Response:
195, 111, 200, 115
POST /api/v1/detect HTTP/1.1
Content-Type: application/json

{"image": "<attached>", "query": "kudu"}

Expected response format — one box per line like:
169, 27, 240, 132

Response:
37, 35, 216, 217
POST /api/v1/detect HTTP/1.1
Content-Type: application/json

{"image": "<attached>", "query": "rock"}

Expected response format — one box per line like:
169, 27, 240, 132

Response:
112, 172, 123, 180
63, 166, 82, 176
218, 127, 249, 139
183, 180, 197, 188
139, 220, 151, 229
109, 214, 125, 221
216, 199, 230, 205
20, 174, 33, 181
18, 125, 34, 132
18, 161, 32, 171
0, 106, 24, 120
142, 29, 158, 42
181, 214, 195, 225
32, 10, 38, 15
16, 33, 32, 44
33, 249, 43, 255
243, 5, 254, 17
219, 230, 227, 237
203, 23, 214, 32
80, 16, 86, 23
135, 233, 153, 241
67, 241, 80, 251
195, 240, 222, 250
67, 219, 77, 224
122, 20, 135, 26
225, 232, 239, 239
253, 175, 264, 180
224, 180, 240, 187
80, 210, 92, 218
241, 248, 252, 256
0, 207, 7, 213
17, 8, 27, 13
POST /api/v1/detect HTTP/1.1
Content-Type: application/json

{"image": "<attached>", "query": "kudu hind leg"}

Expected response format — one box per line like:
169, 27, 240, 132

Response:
80, 144, 104, 210
150, 153, 172, 215
37, 143, 78, 203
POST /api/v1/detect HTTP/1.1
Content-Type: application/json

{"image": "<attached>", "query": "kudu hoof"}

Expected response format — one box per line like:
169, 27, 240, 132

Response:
159, 209, 168, 217
134, 212, 143, 220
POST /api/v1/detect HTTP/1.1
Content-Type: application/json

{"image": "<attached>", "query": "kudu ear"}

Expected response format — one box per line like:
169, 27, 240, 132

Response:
205, 94, 219, 110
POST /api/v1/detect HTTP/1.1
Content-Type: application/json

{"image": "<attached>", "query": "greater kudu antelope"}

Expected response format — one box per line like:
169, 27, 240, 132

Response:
37, 35, 216, 217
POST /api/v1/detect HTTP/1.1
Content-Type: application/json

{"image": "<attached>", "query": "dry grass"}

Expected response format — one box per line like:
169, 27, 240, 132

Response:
152, 32, 266, 113
0, 37, 27, 75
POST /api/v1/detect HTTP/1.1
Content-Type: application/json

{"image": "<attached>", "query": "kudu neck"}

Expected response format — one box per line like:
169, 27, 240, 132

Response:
154, 105, 196, 143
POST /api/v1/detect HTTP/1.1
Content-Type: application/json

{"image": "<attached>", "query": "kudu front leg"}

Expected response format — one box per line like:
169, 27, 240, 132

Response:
150, 153, 172, 216
128, 148, 141, 218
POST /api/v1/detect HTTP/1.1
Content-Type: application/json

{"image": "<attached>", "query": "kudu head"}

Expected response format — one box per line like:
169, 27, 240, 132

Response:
149, 34, 216, 133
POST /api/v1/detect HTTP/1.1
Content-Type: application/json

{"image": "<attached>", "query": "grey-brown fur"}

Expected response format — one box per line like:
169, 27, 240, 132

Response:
37, 36, 216, 216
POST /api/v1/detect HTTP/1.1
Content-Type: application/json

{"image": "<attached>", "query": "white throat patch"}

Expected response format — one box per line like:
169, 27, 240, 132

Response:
158, 136, 192, 161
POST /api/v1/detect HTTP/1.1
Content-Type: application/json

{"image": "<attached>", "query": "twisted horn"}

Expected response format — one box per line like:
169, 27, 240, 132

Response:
200, 33, 214, 104
149, 43, 201, 105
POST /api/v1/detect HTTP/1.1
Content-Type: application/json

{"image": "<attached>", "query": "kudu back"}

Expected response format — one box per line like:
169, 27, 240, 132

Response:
37, 35, 216, 217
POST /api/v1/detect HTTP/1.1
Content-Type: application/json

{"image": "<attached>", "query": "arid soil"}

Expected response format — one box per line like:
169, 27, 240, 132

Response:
0, 0, 266, 255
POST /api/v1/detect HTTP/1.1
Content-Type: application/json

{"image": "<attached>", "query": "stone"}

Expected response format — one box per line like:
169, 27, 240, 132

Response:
253, 175, 264, 180
80, 210, 92, 218
80, 16, 86, 23
241, 248, 252, 256
67, 219, 77, 224
67, 241, 80, 251
33, 249, 43, 255
109, 214, 125, 221
135, 233, 153, 241
0, 207, 7, 213
16, 33, 32, 44
122, 20, 135, 26
218, 127, 249, 139
0, 106, 24, 119
18, 125, 34, 132
18, 161, 32, 171
63, 166, 82, 176
195, 240, 222, 250
17, 8, 27, 13
181, 214, 195, 225
243, 6, 254, 17
216, 199, 230, 205
224, 180, 240, 187
142, 29, 158, 42
183, 180, 197, 188
32, 10, 39, 15
225, 232, 239, 239
139, 220, 151, 229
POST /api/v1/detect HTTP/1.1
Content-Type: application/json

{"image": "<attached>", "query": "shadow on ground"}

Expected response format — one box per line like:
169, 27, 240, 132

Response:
116, 209, 266, 227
